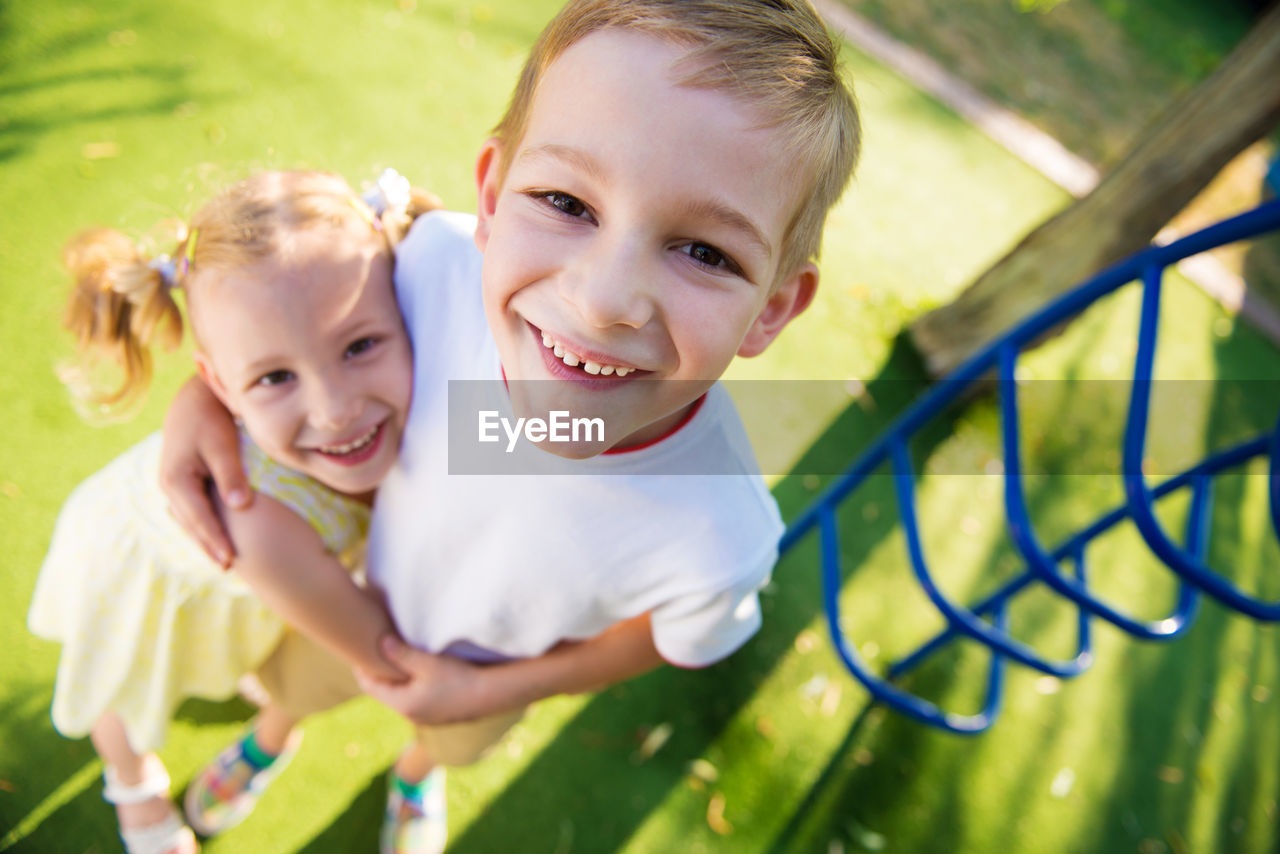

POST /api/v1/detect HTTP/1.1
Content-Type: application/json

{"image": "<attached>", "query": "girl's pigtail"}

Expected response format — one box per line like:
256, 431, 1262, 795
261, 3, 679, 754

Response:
59, 227, 185, 419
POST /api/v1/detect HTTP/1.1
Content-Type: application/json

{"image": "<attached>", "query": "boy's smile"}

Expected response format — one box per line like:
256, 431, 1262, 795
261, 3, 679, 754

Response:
474, 27, 817, 456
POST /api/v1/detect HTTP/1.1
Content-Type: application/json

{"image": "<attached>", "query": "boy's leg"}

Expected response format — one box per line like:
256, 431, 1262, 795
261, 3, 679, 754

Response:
382, 740, 446, 854
91, 712, 198, 854
380, 709, 525, 854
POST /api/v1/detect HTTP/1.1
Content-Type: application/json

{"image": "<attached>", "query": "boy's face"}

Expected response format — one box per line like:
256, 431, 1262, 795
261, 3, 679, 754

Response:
475, 28, 817, 455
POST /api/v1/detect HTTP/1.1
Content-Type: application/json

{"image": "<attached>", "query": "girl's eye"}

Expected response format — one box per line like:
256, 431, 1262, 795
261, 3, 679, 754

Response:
256, 369, 294, 388
543, 191, 590, 219
345, 336, 377, 359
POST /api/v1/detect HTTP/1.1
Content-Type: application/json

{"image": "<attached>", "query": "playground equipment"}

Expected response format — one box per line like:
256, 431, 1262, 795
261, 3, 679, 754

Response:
780, 197, 1280, 734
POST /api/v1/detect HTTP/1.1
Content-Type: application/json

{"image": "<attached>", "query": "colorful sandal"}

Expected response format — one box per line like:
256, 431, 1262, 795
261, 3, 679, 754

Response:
380, 768, 447, 854
183, 727, 300, 836
102, 763, 199, 854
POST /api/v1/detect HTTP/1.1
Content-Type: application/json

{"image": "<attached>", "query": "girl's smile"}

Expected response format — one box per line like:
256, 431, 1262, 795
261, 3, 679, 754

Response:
193, 227, 413, 496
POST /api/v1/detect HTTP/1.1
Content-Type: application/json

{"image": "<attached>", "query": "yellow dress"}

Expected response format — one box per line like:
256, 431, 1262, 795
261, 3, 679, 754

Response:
27, 430, 369, 753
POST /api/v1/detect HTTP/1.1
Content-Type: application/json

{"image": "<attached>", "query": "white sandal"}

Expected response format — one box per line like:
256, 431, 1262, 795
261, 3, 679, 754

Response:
102, 763, 199, 854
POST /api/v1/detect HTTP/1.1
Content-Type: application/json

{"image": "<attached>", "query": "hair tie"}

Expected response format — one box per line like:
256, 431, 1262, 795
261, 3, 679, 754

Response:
361, 168, 411, 217
147, 255, 178, 289
180, 228, 199, 277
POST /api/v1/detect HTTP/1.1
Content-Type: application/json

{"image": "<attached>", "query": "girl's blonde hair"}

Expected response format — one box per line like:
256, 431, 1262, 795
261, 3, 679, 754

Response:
491, 0, 861, 284
61, 170, 440, 419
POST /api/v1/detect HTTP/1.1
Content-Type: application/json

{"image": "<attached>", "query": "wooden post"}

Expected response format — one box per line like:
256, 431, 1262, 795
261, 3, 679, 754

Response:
908, 4, 1280, 378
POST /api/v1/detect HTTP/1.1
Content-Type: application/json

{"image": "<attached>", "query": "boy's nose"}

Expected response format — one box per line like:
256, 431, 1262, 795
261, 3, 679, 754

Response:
560, 239, 656, 329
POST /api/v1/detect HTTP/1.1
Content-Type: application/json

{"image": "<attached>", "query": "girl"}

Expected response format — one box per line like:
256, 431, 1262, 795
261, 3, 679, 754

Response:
28, 169, 437, 854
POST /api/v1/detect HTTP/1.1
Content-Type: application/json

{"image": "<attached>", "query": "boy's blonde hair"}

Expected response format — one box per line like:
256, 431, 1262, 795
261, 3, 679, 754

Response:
492, 0, 861, 282
61, 170, 440, 418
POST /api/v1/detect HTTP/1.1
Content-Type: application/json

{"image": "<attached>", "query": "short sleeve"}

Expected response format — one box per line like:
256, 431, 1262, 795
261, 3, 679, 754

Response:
649, 548, 776, 668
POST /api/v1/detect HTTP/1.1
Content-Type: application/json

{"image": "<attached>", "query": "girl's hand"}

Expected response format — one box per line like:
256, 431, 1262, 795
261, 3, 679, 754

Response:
355, 636, 482, 726
160, 376, 252, 567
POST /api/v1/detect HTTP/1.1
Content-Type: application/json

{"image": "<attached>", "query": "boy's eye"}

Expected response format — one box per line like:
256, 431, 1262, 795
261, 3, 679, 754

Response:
681, 242, 742, 275
345, 336, 378, 359
543, 191, 591, 219
255, 369, 294, 388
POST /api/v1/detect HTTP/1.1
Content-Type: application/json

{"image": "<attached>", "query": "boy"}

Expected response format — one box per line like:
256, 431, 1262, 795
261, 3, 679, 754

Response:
161, 1, 860, 851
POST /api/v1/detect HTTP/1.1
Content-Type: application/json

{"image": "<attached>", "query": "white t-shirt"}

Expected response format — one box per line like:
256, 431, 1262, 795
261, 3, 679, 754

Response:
367, 212, 784, 668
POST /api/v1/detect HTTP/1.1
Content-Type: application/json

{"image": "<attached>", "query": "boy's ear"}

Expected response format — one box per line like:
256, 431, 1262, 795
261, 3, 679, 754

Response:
192, 351, 237, 416
473, 137, 504, 252
738, 262, 819, 357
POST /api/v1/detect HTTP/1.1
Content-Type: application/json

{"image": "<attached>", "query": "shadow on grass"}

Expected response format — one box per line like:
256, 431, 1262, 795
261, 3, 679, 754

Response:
1089, 295, 1280, 853
0, 682, 257, 852
0, 3, 233, 166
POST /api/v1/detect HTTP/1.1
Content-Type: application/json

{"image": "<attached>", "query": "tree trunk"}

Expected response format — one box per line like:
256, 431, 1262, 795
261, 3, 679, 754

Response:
908, 4, 1280, 378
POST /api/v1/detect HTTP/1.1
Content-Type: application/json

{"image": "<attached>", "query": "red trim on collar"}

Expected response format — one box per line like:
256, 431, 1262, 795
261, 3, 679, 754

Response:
497, 366, 707, 456
603, 394, 707, 455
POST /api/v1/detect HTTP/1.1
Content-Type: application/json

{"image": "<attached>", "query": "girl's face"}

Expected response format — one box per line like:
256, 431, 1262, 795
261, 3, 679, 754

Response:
193, 228, 412, 499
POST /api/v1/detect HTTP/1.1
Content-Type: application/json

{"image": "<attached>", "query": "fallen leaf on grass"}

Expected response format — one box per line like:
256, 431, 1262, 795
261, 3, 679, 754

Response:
82, 141, 120, 160
689, 759, 719, 783
795, 629, 819, 653
1050, 767, 1075, 798
631, 722, 673, 763
845, 819, 886, 851
706, 792, 732, 835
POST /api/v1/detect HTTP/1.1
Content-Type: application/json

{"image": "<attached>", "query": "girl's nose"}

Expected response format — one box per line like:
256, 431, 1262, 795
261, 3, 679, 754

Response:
309, 376, 363, 432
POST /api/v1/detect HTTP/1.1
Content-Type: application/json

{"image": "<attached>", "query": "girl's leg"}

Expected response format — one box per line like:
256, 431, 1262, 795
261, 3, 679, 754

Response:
90, 712, 173, 830
183, 704, 302, 837
247, 703, 298, 755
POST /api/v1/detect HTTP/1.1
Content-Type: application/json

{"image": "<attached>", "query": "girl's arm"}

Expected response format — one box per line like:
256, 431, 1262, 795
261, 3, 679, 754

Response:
159, 375, 251, 567
224, 491, 408, 683
356, 613, 662, 725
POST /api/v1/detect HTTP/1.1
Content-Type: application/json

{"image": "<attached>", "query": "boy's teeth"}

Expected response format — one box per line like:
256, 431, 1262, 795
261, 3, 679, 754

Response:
540, 332, 631, 376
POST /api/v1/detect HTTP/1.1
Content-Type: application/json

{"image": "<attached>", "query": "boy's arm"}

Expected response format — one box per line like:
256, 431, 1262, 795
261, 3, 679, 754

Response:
159, 375, 252, 567
225, 492, 408, 682
356, 613, 663, 726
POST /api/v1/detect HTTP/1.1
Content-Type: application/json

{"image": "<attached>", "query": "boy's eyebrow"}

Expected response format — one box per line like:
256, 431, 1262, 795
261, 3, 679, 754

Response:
521, 143, 772, 260
676, 198, 772, 260
519, 144, 608, 184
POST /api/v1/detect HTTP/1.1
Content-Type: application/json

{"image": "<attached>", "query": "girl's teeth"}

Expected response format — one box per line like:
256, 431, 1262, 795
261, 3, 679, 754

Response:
564, 352, 581, 367
584, 361, 601, 375
321, 424, 377, 454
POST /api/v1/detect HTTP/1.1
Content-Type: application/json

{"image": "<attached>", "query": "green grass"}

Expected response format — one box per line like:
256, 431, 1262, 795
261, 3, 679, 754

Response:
3, 1, 1280, 852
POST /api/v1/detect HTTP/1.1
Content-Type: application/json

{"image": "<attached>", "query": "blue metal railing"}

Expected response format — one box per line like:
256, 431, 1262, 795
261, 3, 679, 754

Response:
780, 199, 1280, 733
